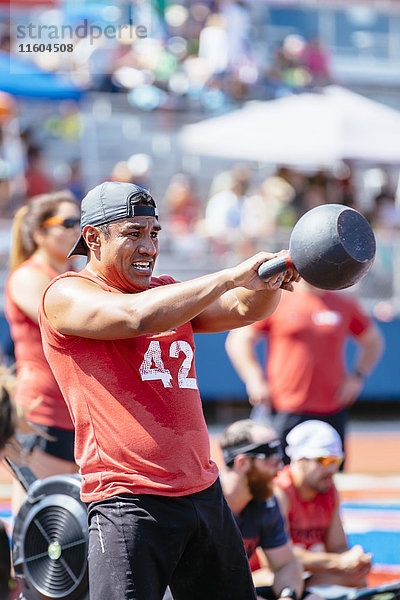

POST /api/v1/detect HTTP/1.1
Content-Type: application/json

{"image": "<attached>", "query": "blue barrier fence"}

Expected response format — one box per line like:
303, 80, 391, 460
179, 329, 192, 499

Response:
193, 319, 400, 401
0, 315, 398, 401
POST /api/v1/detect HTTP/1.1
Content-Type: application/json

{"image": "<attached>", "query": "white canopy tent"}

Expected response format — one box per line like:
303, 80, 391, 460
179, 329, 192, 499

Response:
179, 86, 400, 167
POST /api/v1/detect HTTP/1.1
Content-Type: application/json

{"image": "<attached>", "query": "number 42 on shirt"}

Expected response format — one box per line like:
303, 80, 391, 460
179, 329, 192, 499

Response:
139, 340, 198, 389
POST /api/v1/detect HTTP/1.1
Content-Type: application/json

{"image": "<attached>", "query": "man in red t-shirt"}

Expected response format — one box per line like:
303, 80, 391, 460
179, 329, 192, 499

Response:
38, 181, 300, 600
225, 279, 384, 459
274, 420, 372, 589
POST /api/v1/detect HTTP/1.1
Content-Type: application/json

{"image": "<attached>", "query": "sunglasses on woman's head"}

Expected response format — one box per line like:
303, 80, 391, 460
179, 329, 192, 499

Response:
42, 216, 80, 229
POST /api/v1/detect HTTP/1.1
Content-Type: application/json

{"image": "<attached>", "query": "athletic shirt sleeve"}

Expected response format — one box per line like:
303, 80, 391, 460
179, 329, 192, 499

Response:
236, 496, 288, 559
258, 496, 288, 550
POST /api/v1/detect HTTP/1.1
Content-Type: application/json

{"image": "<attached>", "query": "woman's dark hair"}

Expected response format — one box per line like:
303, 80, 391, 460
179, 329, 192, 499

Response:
0, 386, 15, 451
0, 368, 16, 451
0, 369, 16, 597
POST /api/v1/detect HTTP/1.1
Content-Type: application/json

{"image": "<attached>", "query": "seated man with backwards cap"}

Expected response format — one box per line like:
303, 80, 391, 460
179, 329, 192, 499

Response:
274, 420, 372, 591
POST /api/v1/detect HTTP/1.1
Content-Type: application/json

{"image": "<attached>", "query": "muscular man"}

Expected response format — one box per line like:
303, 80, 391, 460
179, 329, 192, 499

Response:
274, 420, 372, 589
225, 279, 384, 460
38, 181, 299, 600
219, 419, 304, 600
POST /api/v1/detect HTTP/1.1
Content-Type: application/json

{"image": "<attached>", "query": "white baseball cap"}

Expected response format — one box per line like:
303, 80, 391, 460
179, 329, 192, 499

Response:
286, 420, 344, 461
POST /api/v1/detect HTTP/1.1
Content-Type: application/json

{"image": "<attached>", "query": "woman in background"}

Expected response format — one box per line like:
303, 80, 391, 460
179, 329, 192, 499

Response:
5, 192, 80, 509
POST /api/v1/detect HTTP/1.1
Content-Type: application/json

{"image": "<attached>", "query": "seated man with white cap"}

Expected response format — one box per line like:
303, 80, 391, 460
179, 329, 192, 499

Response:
274, 420, 372, 590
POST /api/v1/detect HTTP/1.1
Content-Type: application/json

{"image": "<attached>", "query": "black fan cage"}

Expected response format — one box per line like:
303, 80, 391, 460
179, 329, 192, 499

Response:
24, 504, 87, 598
12, 474, 89, 600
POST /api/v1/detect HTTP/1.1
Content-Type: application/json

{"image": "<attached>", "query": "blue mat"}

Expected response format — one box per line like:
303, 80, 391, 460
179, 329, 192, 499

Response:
342, 502, 400, 566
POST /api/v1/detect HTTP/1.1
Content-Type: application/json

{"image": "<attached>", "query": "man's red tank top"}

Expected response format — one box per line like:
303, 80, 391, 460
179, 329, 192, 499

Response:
38, 269, 219, 502
4, 257, 73, 430
274, 465, 337, 550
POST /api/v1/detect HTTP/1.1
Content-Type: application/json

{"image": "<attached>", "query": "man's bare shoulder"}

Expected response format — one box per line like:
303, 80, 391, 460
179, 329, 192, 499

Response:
44, 274, 104, 308
43, 273, 115, 335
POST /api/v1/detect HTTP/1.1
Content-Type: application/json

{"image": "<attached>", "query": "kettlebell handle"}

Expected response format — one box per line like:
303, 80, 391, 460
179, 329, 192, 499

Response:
258, 253, 294, 280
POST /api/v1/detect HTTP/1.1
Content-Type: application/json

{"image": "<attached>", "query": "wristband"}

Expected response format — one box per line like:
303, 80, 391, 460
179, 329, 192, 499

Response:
279, 587, 298, 600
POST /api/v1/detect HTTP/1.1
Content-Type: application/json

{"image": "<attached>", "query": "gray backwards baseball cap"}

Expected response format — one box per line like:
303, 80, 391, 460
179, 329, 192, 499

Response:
68, 181, 158, 257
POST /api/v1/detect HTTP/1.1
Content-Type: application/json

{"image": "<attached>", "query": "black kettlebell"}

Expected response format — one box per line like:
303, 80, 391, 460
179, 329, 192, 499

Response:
258, 204, 376, 290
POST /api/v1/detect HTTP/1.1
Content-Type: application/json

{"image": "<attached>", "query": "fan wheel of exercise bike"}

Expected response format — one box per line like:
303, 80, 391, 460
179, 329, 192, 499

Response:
12, 474, 89, 600
24, 503, 87, 598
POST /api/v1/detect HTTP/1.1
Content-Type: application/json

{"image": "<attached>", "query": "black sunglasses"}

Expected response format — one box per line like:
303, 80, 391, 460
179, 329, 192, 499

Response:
42, 216, 80, 229
223, 439, 284, 467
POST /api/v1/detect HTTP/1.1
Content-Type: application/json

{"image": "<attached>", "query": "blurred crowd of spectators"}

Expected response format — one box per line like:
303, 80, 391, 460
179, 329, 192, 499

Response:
166, 163, 400, 257
0, 114, 84, 217
0, 0, 336, 219
2, 0, 333, 111
1, 110, 399, 256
